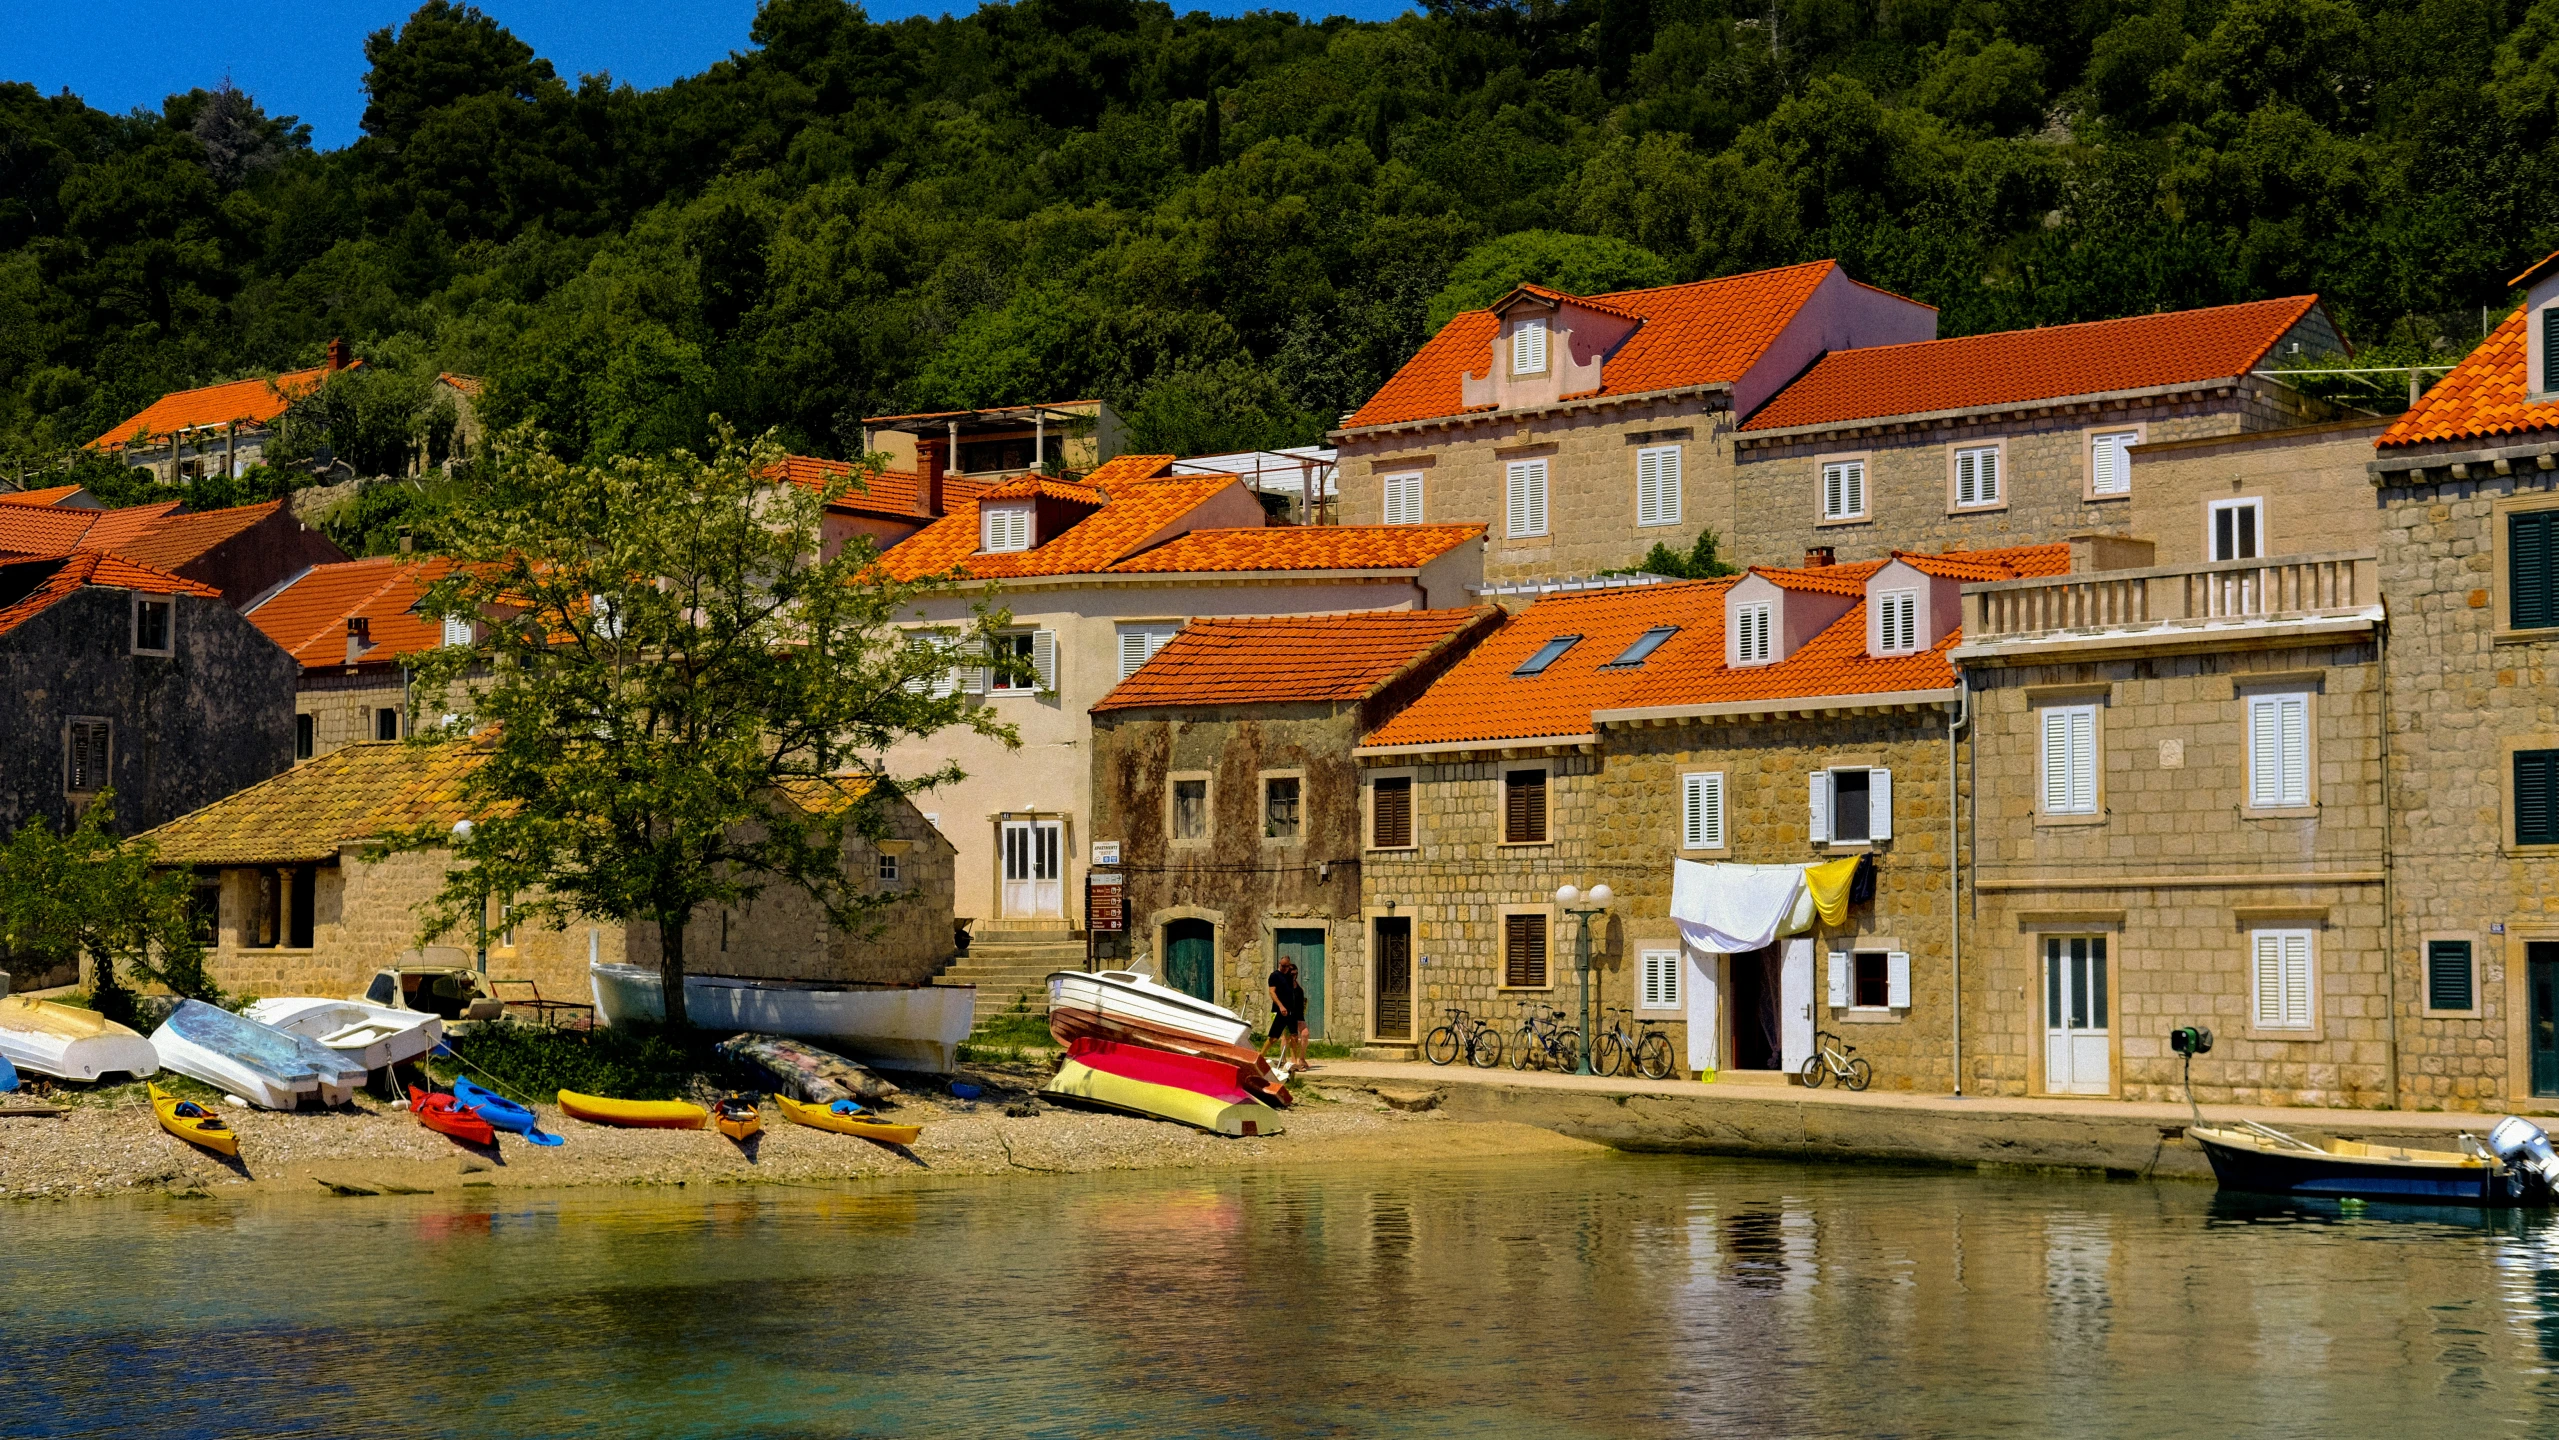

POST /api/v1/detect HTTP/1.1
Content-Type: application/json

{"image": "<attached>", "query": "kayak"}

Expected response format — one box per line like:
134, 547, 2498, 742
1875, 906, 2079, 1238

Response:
410, 1086, 497, 1146
774, 1093, 921, 1146
557, 1089, 707, 1129
452, 1076, 565, 1147
149, 1082, 238, 1157
713, 1094, 762, 1142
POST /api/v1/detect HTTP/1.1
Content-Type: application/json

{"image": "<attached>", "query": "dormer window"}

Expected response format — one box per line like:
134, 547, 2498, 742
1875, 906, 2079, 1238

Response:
1874, 589, 1919, 654
1734, 602, 1773, 665
1512, 319, 1548, 376
2545, 306, 2559, 393
442, 615, 474, 647
981, 503, 1032, 553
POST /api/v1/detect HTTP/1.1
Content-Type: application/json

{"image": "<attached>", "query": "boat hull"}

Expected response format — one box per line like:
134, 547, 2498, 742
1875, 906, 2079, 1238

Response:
773, 1093, 921, 1145
0, 997, 158, 1082
556, 1089, 707, 1129
589, 964, 974, 1073
148, 1083, 237, 1157
244, 998, 442, 1072
150, 1000, 365, 1110
2193, 1127, 2525, 1206
1046, 970, 1252, 1049
1044, 1053, 1283, 1137
410, 1087, 498, 1146
1044, 1007, 1293, 1108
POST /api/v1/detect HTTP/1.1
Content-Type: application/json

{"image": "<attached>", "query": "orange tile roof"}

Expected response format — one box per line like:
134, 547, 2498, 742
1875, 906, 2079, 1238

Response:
0, 485, 86, 508
0, 505, 108, 555
0, 498, 283, 573
1092, 607, 1503, 712
1741, 297, 2324, 432
90, 362, 355, 450
1107, 524, 1484, 574
1363, 544, 2066, 748
437, 372, 484, 397
1752, 560, 1884, 595
0, 550, 222, 640
1505, 282, 1647, 323
112, 500, 285, 572
243, 555, 458, 670
873, 459, 1220, 581
2376, 308, 2559, 450
1345, 260, 1860, 430
976, 475, 1111, 504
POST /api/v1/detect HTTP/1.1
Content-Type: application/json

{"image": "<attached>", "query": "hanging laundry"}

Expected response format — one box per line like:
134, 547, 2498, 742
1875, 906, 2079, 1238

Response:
1847, 851, 1878, 905
1669, 859, 1806, 954
1803, 856, 1862, 929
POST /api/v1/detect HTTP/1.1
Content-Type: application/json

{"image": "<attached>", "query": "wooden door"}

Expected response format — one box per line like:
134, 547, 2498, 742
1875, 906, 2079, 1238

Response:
2044, 936, 2111, 1095
1001, 820, 1063, 918
1278, 927, 1326, 1039
1373, 918, 1412, 1041
1166, 919, 1216, 1002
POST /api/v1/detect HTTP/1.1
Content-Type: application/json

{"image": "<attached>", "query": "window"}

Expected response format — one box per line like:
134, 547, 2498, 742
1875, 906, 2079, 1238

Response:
1734, 602, 1772, 665
65, 718, 109, 794
1371, 776, 1413, 849
2246, 692, 2309, 809
2090, 429, 2138, 497
1827, 949, 1912, 1010
1682, 771, 1724, 849
1117, 625, 1178, 680
2041, 704, 2098, 814
1264, 776, 1301, 840
1512, 319, 1548, 375
1504, 912, 1548, 987
1506, 458, 1549, 538
2547, 306, 2559, 392
1821, 459, 1866, 521
133, 595, 173, 655
376, 707, 401, 742
1606, 626, 1677, 669
987, 631, 1056, 693
1636, 446, 1681, 527
877, 851, 901, 882
1854, 953, 1889, 1008
1875, 589, 1919, 654
2211, 498, 2262, 561
1952, 444, 2001, 508
1513, 634, 1581, 676
1504, 768, 1548, 843
2429, 939, 2475, 1012
1810, 767, 1892, 844
980, 503, 1032, 553
2251, 929, 2314, 1030
189, 872, 219, 946
295, 713, 315, 761
1640, 949, 1681, 1011
2518, 749, 2559, 845
496, 899, 515, 951
1383, 471, 1424, 526
1172, 778, 1209, 842
2511, 510, 2559, 630
591, 593, 624, 639
442, 615, 474, 647
1830, 768, 1872, 843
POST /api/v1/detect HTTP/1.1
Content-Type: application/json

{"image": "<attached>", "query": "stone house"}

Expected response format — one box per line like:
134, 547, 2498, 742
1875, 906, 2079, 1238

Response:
1329, 262, 1939, 585
1351, 543, 2066, 1087
768, 452, 1000, 557
1086, 607, 1504, 1034
89, 339, 360, 482
0, 550, 300, 843
241, 555, 475, 761
874, 453, 1485, 935
138, 743, 957, 1004
860, 400, 1125, 484
0, 492, 349, 608
1728, 298, 2356, 569
2125, 417, 2392, 567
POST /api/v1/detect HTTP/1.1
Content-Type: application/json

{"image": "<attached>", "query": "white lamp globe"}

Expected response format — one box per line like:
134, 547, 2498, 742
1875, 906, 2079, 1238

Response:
1589, 883, 1614, 906
450, 820, 474, 840
1554, 884, 1581, 905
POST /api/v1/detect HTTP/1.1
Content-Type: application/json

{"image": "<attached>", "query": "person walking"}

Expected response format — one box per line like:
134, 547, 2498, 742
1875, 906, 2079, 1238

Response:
1264, 957, 1311, 1072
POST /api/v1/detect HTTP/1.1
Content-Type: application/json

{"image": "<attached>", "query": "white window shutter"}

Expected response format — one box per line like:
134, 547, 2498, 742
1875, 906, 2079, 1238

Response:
1808, 770, 1830, 843
2093, 432, 2135, 495
1956, 450, 1976, 507
1823, 464, 1843, 519
1384, 472, 1421, 526
2070, 708, 2094, 813
1118, 629, 1148, 680
1515, 320, 1546, 374
2280, 695, 2307, 805
2249, 696, 2297, 807
1887, 952, 1911, 1008
2253, 932, 2281, 1026
1845, 462, 1863, 517
1032, 630, 1057, 692
2042, 708, 2071, 812
1683, 772, 1723, 849
1827, 951, 1850, 1008
1979, 448, 1998, 503
1869, 767, 1892, 840
2284, 932, 2311, 1027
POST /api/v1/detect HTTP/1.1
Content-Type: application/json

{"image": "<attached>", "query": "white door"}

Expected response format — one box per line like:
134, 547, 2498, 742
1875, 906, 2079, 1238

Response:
1779, 937, 1815, 1073
2044, 936, 2111, 1094
1001, 820, 1063, 918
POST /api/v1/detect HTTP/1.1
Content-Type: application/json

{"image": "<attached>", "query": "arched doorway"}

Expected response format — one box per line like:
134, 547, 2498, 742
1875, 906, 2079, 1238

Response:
1164, 919, 1217, 1003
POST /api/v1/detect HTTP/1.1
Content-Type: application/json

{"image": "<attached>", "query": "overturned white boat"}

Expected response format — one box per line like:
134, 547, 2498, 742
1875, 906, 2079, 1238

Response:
0, 996, 159, 1082
150, 999, 368, 1109
589, 963, 976, 1073
1046, 969, 1254, 1049
243, 997, 443, 1072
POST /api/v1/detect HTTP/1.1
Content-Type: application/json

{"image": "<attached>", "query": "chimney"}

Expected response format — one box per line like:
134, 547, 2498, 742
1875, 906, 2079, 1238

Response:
397, 527, 413, 555
345, 616, 371, 665
1804, 546, 1835, 568
914, 437, 948, 518
326, 337, 349, 372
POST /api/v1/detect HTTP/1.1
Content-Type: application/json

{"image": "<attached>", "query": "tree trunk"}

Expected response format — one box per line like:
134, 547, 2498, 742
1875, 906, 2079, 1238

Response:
659, 908, 690, 1032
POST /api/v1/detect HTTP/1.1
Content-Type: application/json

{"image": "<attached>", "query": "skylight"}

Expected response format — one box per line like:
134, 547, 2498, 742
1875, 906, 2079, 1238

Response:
1603, 626, 1678, 669
1513, 634, 1582, 676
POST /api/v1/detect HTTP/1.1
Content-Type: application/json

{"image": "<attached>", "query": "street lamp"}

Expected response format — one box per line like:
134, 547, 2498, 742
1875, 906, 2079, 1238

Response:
451, 820, 486, 977
1554, 882, 1613, 1076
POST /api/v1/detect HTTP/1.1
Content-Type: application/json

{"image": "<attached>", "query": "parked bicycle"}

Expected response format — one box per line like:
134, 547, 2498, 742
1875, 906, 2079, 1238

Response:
1799, 1030, 1873, 1091
1423, 1007, 1505, 1069
1591, 1006, 1676, 1081
1509, 1002, 1580, 1073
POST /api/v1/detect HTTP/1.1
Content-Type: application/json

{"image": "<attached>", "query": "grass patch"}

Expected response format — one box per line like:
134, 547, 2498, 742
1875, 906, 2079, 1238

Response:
432, 1022, 754, 1102
969, 1010, 1058, 1049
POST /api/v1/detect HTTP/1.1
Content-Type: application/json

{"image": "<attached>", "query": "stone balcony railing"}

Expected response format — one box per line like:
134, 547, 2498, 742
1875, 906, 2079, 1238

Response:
1959, 550, 2380, 646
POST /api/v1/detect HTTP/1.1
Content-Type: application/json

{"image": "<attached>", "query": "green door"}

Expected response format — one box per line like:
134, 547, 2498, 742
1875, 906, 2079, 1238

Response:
2533, 944, 2559, 1096
1278, 928, 1326, 1039
1166, 919, 1217, 1004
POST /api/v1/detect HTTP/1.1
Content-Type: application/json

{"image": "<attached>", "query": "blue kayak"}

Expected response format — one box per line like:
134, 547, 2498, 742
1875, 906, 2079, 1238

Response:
0, 1052, 16, 1092
453, 1075, 565, 1146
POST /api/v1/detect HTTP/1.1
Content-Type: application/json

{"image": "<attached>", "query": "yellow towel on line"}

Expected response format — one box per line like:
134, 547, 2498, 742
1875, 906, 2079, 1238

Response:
1804, 856, 1861, 930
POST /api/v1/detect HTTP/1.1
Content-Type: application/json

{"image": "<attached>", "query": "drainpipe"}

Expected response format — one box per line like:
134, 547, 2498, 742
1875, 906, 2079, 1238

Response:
1949, 673, 1971, 1098
2379, 620, 2402, 1109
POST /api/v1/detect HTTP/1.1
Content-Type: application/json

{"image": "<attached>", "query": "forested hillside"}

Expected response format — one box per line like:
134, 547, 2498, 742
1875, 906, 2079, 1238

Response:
6, 0, 2558, 480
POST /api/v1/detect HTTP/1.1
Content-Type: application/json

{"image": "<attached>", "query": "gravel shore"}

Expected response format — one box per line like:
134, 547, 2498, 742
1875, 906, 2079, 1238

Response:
0, 1063, 1600, 1204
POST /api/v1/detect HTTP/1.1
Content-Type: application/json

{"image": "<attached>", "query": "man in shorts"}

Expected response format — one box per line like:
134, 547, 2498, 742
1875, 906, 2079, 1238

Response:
1264, 957, 1310, 1072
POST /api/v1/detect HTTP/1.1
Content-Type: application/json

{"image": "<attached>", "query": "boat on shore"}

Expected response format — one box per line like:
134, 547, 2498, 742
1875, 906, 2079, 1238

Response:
0, 996, 158, 1082
410, 1086, 497, 1147
557, 1089, 707, 1129
452, 1076, 564, 1146
772, 1093, 921, 1146
589, 964, 975, 1073
2192, 1120, 2544, 1205
713, 1094, 762, 1142
243, 997, 442, 1073
1044, 1038, 1283, 1138
1044, 975, 1292, 1107
148, 1083, 237, 1157
149, 1000, 367, 1109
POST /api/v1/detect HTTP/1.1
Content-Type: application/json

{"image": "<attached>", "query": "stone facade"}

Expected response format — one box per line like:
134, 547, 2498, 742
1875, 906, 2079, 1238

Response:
295, 669, 414, 757
2128, 418, 2391, 566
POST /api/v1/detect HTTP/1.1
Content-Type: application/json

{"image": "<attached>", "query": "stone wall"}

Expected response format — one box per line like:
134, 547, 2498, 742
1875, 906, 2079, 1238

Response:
2127, 418, 2391, 565
295, 670, 411, 758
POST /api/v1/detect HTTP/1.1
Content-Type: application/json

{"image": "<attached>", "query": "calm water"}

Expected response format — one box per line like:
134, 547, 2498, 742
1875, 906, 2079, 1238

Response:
11, 1153, 2559, 1437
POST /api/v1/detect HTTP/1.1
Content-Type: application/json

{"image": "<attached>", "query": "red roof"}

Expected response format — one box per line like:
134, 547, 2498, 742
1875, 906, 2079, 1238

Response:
243, 555, 458, 670
2377, 308, 2559, 450
1742, 297, 2325, 432
1092, 607, 1503, 712
0, 485, 88, 508
90, 362, 356, 450
113, 501, 288, 572
975, 475, 1112, 504
1345, 261, 1865, 430
1108, 525, 1483, 574
0, 497, 280, 572
1364, 544, 2068, 748
873, 457, 1207, 580
0, 551, 222, 640
437, 373, 484, 398
766, 454, 998, 521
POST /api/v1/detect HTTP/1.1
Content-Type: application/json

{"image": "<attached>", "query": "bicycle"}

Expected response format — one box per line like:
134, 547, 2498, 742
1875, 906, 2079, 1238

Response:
1798, 1030, 1873, 1091
1423, 1007, 1505, 1069
1591, 1006, 1676, 1081
1508, 1001, 1580, 1073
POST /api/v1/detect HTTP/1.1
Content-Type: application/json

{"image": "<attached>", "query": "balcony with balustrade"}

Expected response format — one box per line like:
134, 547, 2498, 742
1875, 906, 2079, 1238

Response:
1953, 550, 2382, 663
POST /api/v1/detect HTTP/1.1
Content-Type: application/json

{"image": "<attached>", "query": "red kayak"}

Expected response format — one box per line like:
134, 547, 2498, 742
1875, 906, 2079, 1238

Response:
410, 1085, 497, 1146
1067, 1038, 1258, 1103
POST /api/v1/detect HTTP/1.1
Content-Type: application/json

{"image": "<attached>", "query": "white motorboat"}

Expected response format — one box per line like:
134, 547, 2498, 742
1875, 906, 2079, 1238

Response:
1046, 969, 1253, 1049
0, 996, 159, 1082
243, 997, 443, 1072
149, 999, 368, 1109
589, 963, 977, 1073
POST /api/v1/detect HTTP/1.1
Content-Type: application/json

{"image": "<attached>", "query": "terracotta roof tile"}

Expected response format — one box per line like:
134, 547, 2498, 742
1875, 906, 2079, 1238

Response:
0, 486, 86, 508
0, 498, 289, 576
90, 363, 355, 450
765, 454, 956, 522
2377, 308, 2559, 450
140, 742, 490, 865
243, 555, 459, 671
1506, 282, 1647, 323
0, 507, 106, 555
1092, 607, 1503, 712
111, 500, 283, 572
1345, 260, 1855, 430
0, 551, 223, 641
1106, 524, 1483, 574
437, 372, 484, 397
1752, 560, 1886, 595
873, 459, 1220, 581
975, 475, 1112, 504
1741, 297, 2324, 432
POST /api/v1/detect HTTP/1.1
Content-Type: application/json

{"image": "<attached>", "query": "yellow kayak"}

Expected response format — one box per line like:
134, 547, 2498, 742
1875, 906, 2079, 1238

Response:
774, 1093, 921, 1146
149, 1082, 238, 1157
713, 1094, 761, 1142
556, 1089, 707, 1129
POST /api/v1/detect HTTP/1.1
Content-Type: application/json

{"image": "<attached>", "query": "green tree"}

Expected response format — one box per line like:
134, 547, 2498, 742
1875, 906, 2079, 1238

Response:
394, 424, 1019, 1030
1616, 526, 1739, 580
0, 793, 216, 1022
1425, 230, 1676, 330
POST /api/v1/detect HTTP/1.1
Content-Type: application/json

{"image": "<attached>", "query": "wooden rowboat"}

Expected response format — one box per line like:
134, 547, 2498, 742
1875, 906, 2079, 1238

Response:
2191, 1122, 2525, 1205
556, 1089, 707, 1129
149, 1082, 238, 1157
774, 1093, 920, 1145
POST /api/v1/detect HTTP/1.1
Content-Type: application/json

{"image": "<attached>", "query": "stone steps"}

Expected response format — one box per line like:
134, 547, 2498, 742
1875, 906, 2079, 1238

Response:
933, 937, 1089, 1026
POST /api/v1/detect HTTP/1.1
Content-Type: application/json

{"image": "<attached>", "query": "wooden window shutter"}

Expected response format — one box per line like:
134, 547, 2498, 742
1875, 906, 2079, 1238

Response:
2546, 306, 2559, 391
2514, 512, 2558, 630
2428, 940, 2474, 1011
66, 719, 109, 793
1032, 630, 1058, 692
1505, 912, 1547, 987
1869, 768, 1893, 840
1807, 770, 1830, 843
2519, 749, 2559, 845
1682, 772, 1722, 849
1373, 777, 1412, 848
1505, 769, 1547, 843
1827, 951, 1850, 1007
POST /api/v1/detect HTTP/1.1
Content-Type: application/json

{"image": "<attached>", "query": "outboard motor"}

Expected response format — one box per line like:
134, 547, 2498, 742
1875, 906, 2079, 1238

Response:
2489, 1116, 2559, 1198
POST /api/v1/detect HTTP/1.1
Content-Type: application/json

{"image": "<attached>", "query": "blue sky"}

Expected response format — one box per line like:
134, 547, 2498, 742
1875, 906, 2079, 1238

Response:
1, 0, 1409, 150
